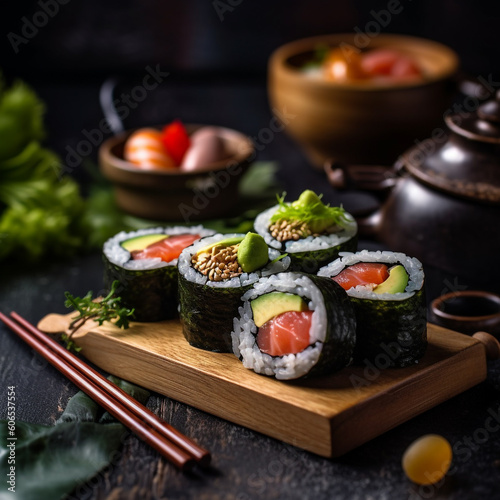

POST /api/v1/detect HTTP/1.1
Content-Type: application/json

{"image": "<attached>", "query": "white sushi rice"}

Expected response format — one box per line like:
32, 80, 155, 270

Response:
231, 273, 327, 380
177, 233, 291, 289
317, 250, 424, 301
103, 226, 215, 270
253, 205, 358, 252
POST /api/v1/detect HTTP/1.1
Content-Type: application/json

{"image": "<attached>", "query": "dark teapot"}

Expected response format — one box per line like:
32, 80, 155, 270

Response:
325, 90, 500, 287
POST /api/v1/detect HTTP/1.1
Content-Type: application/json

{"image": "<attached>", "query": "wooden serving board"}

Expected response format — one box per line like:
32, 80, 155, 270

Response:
38, 313, 487, 458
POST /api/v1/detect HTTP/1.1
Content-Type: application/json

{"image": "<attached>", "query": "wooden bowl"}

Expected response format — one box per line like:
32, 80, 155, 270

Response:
99, 125, 254, 221
268, 34, 459, 168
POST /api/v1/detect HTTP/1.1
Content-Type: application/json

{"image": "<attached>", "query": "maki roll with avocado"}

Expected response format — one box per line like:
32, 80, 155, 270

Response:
103, 226, 214, 322
231, 272, 356, 380
178, 232, 290, 353
254, 190, 357, 273
317, 250, 427, 367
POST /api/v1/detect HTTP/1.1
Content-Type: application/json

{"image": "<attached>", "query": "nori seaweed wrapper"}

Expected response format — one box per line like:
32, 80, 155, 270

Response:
318, 250, 427, 368
103, 255, 178, 322
253, 204, 358, 273
349, 289, 427, 367
300, 274, 357, 378
177, 233, 291, 353
102, 226, 214, 322
178, 274, 252, 352
232, 273, 357, 380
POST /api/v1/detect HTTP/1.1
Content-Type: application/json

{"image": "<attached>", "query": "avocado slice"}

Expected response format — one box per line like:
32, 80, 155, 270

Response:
292, 189, 323, 211
373, 265, 409, 294
290, 189, 344, 234
121, 233, 167, 252
251, 292, 308, 327
237, 232, 269, 273
195, 236, 244, 256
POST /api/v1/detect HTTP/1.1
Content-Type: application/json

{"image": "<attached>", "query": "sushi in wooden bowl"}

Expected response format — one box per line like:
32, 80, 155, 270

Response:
99, 125, 254, 221
268, 33, 459, 167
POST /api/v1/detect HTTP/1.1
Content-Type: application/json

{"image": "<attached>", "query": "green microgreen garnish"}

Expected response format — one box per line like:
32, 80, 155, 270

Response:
63, 280, 134, 350
270, 253, 288, 264
269, 191, 349, 233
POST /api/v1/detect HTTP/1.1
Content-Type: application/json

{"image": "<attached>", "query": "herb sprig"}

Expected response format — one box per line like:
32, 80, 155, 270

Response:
63, 281, 134, 350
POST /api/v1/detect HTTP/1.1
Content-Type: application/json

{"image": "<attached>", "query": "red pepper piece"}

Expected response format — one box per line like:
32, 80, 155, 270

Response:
161, 120, 191, 166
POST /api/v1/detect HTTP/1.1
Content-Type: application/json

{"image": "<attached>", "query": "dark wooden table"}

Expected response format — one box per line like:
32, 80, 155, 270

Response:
1, 78, 500, 499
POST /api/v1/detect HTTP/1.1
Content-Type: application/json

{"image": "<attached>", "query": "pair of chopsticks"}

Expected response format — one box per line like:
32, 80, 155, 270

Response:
0, 311, 210, 471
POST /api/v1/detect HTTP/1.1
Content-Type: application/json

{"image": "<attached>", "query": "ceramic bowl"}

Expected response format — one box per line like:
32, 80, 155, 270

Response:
268, 33, 459, 168
430, 290, 500, 336
99, 125, 254, 221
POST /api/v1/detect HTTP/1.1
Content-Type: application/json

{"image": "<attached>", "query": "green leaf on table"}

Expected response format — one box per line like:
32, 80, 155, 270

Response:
0, 421, 125, 500
0, 377, 150, 500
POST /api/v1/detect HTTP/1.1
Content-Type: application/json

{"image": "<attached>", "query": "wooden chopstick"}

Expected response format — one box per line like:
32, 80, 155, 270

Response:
9, 312, 210, 466
0, 311, 211, 470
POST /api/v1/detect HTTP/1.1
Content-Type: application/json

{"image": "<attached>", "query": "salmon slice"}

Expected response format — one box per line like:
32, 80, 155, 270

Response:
332, 262, 389, 291
361, 49, 423, 80
256, 311, 313, 357
124, 129, 177, 170
131, 234, 200, 262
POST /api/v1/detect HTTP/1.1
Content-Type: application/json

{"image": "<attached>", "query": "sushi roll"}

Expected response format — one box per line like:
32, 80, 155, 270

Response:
103, 226, 214, 322
231, 272, 356, 380
178, 232, 291, 353
317, 250, 427, 368
254, 190, 357, 273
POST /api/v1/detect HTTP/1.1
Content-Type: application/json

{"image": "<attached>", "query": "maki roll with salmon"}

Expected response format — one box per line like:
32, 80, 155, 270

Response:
178, 232, 290, 353
103, 226, 214, 322
231, 272, 356, 380
317, 250, 427, 367
254, 190, 357, 273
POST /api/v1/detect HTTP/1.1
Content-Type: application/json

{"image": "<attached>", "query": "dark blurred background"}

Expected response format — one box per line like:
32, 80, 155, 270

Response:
1, 0, 500, 184
2, 0, 500, 79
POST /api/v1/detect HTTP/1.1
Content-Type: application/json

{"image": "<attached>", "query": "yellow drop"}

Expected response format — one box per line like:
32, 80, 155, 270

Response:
402, 434, 452, 485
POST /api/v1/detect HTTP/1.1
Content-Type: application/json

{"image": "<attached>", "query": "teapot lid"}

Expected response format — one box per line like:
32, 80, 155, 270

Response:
446, 89, 500, 143
403, 90, 500, 205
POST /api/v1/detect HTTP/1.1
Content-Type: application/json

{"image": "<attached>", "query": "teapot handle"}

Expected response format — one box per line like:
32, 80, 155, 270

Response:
324, 159, 401, 199
323, 159, 403, 237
